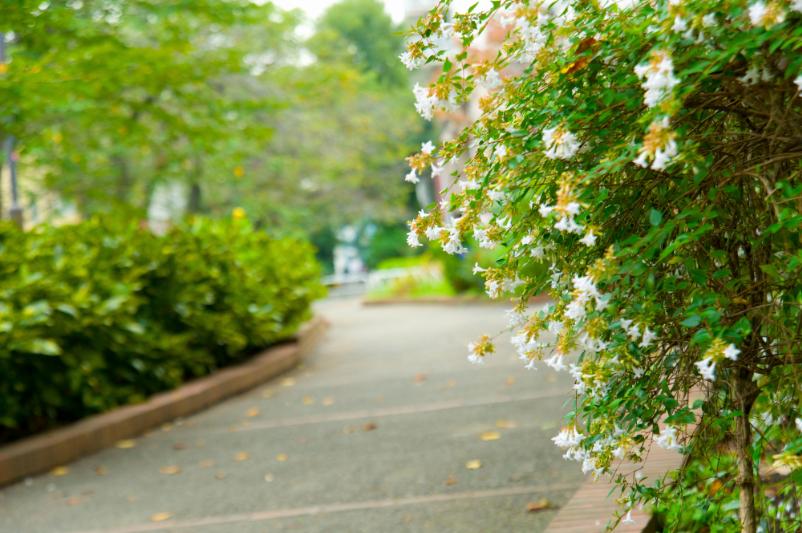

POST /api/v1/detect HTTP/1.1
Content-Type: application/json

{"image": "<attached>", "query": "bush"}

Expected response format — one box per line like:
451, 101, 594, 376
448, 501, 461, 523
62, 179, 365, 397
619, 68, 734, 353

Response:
0, 216, 323, 443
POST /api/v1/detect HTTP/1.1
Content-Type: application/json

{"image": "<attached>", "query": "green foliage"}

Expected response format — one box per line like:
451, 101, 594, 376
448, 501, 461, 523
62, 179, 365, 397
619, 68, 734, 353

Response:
365, 223, 424, 270
0, 216, 322, 442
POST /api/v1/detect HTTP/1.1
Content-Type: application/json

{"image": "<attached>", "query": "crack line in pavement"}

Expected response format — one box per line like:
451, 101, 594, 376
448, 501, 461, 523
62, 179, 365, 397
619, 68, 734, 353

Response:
67, 482, 584, 533
218, 389, 570, 433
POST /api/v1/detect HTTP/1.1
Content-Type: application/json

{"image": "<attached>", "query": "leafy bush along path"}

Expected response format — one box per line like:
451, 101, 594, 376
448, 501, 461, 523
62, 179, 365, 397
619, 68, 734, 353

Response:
0, 217, 322, 445
0, 300, 587, 533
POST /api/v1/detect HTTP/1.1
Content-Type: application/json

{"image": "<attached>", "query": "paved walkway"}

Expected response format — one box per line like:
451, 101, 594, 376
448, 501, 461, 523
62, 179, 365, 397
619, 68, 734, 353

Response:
0, 299, 587, 533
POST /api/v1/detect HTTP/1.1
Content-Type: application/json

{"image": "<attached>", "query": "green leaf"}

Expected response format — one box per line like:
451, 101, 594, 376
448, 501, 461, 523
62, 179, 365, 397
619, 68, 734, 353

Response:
649, 209, 663, 226
680, 316, 701, 327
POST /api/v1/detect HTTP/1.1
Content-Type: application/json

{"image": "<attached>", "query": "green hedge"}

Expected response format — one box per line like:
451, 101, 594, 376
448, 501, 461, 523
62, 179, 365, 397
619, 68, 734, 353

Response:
0, 216, 323, 443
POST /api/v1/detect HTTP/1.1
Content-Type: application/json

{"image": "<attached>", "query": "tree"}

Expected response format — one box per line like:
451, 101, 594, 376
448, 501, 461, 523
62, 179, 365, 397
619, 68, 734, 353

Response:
403, 2, 802, 532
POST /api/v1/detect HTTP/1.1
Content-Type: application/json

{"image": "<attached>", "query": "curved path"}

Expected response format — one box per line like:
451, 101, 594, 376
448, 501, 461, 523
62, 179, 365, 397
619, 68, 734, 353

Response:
0, 299, 586, 533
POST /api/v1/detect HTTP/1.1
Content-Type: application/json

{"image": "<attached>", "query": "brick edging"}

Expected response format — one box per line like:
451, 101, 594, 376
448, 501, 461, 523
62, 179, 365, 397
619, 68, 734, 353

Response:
0, 315, 330, 487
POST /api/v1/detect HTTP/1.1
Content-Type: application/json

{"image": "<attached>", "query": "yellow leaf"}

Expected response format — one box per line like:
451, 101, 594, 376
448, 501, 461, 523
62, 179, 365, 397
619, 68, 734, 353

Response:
373, 396, 383, 403
506, 376, 516, 385
234, 166, 244, 177
215, 471, 227, 480
246, 407, 260, 417
444, 477, 457, 486
126, 495, 138, 502
116, 439, 136, 449
526, 499, 551, 512
198, 459, 214, 468
150, 512, 172, 522
322, 397, 336, 406
51, 466, 68, 476
302, 396, 314, 405
159, 466, 181, 475
276, 453, 288, 462
161, 423, 172, 432
264, 474, 274, 482
480, 431, 501, 441
232, 207, 246, 219
0, 63, 8, 74
262, 389, 273, 398
95, 466, 108, 476
280, 377, 296, 387
733, 297, 749, 305
465, 460, 482, 470
495, 420, 518, 429
544, 374, 557, 383
234, 452, 250, 461
447, 379, 456, 387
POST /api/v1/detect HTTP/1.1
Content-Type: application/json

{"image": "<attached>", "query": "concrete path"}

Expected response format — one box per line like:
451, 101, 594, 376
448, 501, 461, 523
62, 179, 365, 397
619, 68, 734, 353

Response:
0, 299, 586, 533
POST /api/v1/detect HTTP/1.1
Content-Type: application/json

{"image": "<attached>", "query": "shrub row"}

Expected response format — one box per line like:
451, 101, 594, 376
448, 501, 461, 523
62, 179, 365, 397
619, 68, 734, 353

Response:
0, 216, 323, 443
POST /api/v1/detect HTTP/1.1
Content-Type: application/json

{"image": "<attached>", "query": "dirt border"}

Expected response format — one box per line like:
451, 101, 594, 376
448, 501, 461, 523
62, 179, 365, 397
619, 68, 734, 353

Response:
362, 293, 553, 306
0, 315, 329, 487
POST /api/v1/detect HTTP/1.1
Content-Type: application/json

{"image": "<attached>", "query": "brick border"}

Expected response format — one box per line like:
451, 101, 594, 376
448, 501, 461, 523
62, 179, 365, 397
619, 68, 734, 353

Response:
0, 315, 330, 487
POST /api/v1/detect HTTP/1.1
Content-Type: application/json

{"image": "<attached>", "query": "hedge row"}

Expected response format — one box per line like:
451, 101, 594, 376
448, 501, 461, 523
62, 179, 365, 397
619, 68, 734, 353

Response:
0, 216, 323, 443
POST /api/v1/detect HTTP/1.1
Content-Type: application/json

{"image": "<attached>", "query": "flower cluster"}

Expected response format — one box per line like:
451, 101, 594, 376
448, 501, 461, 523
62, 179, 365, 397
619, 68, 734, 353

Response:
634, 51, 680, 108
694, 340, 741, 381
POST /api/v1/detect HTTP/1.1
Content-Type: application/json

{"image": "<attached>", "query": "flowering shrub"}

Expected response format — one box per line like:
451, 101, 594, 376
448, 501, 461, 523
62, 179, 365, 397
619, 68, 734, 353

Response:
402, 1, 802, 531
0, 216, 322, 444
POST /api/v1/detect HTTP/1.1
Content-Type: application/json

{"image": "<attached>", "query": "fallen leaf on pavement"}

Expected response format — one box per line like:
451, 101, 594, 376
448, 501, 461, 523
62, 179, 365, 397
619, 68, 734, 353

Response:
495, 420, 518, 429
262, 389, 273, 398
159, 466, 181, 475
506, 376, 516, 385
444, 477, 457, 486
51, 466, 68, 476
264, 474, 274, 482
526, 499, 552, 512
172, 442, 190, 450
343, 426, 357, 434
480, 431, 501, 441
246, 407, 260, 417
544, 374, 557, 383
95, 466, 107, 476
186, 419, 196, 427
116, 439, 136, 449
280, 377, 296, 387
466, 460, 482, 470
363, 422, 377, 431
414, 374, 426, 382
276, 453, 288, 462
215, 471, 227, 480
196, 439, 205, 447
199, 459, 214, 468
66, 497, 82, 506
447, 379, 456, 387
161, 423, 172, 432
302, 396, 314, 405
234, 452, 250, 461
322, 397, 335, 406
373, 396, 383, 403
126, 495, 138, 502
150, 512, 172, 522
81, 487, 95, 496
229, 425, 238, 433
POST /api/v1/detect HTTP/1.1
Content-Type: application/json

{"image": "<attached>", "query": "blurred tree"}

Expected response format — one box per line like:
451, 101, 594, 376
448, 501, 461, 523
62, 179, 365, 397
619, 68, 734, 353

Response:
309, 0, 407, 87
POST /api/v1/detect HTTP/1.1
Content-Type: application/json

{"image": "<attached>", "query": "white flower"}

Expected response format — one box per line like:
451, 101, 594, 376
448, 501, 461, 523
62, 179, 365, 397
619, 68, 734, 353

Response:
539, 203, 555, 217
542, 126, 580, 159
654, 425, 682, 450
695, 357, 716, 381
622, 510, 636, 525
531, 245, 544, 258
579, 230, 597, 247
794, 75, 802, 92
632, 367, 645, 378
739, 67, 760, 85
485, 279, 502, 298
702, 13, 717, 27
566, 300, 586, 320
723, 343, 740, 361
488, 189, 506, 202
651, 138, 678, 171
627, 323, 641, 340
407, 230, 422, 248
796, 417, 802, 432
440, 22, 455, 39
494, 144, 508, 159
761, 68, 774, 82
552, 427, 585, 448
481, 68, 503, 89
633, 150, 649, 168
545, 353, 568, 371
565, 201, 581, 216
405, 169, 420, 183
399, 51, 423, 70
421, 141, 435, 154
431, 161, 444, 178
749, 1, 767, 25
635, 54, 680, 108
640, 327, 657, 348
619, 318, 633, 331
672, 15, 687, 33
413, 83, 438, 120
473, 263, 487, 275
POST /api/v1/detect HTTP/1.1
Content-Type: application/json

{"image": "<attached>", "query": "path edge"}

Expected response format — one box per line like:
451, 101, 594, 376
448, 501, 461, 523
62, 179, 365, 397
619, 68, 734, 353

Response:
0, 315, 330, 488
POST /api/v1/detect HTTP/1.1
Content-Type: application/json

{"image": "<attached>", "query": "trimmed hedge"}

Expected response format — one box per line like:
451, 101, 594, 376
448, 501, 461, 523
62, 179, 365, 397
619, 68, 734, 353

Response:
0, 216, 323, 443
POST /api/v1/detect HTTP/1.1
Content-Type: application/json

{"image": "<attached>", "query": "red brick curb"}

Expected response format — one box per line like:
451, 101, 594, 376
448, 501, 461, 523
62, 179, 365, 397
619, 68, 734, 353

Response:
0, 315, 330, 487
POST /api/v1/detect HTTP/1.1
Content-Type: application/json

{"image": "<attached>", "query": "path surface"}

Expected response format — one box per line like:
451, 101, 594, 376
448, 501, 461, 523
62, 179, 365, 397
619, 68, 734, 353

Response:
0, 299, 587, 533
